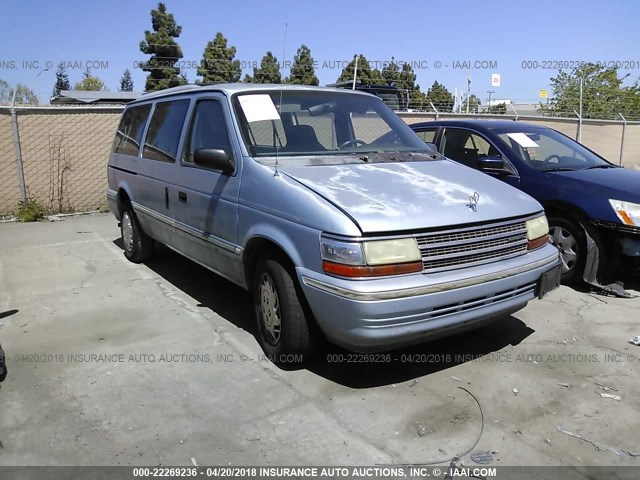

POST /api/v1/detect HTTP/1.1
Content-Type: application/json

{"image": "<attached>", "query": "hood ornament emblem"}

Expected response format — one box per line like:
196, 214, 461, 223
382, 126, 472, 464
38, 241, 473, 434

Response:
467, 191, 480, 212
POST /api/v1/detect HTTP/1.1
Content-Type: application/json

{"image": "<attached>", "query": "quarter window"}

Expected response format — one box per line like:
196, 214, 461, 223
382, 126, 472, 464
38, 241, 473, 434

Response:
143, 100, 190, 162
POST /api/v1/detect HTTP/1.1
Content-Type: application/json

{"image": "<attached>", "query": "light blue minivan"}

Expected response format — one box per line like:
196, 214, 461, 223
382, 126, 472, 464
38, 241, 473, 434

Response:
107, 84, 561, 360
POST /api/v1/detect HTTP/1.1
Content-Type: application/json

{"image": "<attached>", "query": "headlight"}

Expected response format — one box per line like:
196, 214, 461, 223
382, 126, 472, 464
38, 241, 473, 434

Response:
609, 199, 640, 226
525, 215, 550, 250
320, 237, 422, 278
363, 238, 422, 265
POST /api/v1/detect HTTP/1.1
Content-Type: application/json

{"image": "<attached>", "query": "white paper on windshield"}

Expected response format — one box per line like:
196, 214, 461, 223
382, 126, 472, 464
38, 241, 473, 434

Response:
238, 94, 280, 122
507, 132, 539, 148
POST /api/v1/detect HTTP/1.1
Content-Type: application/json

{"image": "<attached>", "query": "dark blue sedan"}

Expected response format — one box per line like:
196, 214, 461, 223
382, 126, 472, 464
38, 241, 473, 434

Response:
410, 120, 640, 285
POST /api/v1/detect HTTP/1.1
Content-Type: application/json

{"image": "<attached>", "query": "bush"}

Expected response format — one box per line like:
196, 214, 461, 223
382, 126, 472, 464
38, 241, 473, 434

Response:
16, 197, 46, 222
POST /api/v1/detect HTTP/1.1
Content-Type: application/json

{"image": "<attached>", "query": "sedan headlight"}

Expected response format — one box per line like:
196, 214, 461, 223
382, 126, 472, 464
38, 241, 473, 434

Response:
525, 215, 550, 250
609, 199, 640, 226
320, 237, 422, 277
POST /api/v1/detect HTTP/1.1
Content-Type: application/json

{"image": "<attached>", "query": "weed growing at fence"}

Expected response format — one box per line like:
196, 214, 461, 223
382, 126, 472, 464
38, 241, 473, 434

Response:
16, 197, 46, 222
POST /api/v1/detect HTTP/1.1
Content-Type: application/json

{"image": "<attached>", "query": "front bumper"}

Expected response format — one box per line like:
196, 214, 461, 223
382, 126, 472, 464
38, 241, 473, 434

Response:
299, 244, 560, 351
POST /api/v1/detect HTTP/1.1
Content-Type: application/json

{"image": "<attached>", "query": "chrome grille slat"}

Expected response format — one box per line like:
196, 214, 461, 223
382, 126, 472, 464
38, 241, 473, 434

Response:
416, 219, 529, 272
421, 236, 528, 261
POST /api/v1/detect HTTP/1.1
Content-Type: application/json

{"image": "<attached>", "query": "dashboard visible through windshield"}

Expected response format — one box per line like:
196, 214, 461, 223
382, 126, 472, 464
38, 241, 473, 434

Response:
233, 90, 430, 161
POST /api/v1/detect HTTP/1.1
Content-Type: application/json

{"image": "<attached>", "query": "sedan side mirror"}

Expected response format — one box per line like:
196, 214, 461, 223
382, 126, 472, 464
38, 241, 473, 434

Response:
194, 148, 235, 174
477, 155, 505, 173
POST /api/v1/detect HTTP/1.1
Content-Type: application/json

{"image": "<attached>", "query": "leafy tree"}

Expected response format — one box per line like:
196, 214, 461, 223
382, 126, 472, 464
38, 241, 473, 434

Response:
13, 84, 39, 105
337, 54, 385, 85
197, 32, 241, 83
287, 44, 319, 85
488, 102, 507, 114
139, 2, 187, 91
52, 62, 71, 97
74, 68, 107, 91
0, 79, 12, 104
119, 69, 134, 92
249, 51, 282, 84
539, 63, 640, 120
425, 81, 454, 112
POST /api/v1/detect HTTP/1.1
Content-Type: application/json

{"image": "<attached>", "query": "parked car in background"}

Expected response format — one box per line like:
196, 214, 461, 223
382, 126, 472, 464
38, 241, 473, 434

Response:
410, 120, 640, 285
107, 85, 560, 360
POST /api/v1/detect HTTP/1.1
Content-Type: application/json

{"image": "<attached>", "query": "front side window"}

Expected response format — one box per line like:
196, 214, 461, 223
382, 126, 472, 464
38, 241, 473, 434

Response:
233, 91, 428, 161
442, 129, 489, 168
142, 99, 190, 162
113, 104, 151, 156
183, 99, 232, 164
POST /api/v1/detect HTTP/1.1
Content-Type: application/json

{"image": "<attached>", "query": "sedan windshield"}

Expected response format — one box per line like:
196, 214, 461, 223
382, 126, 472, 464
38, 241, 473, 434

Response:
493, 128, 614, 171
233, 90, 430, 160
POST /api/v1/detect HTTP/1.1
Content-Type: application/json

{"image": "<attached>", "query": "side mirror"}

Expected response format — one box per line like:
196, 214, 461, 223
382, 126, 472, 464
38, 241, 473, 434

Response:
425, 142, 438, 151
193, 148, 235, 174
477, 155, 505, 173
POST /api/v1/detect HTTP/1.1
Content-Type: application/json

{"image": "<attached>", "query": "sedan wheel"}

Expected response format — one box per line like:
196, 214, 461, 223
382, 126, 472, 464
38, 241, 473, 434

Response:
548, 217, 586, 285
550, 225, 578, 274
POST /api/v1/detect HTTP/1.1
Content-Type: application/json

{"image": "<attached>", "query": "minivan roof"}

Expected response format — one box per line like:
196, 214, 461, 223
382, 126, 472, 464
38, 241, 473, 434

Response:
131, 83, 373, 104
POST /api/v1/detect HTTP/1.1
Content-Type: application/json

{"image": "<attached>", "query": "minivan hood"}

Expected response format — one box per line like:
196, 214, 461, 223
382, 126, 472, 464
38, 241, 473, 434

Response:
280, 160, 540, 234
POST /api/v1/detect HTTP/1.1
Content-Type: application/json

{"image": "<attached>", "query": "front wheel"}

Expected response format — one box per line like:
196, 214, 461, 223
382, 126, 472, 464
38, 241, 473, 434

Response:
252, 258, 317, 362
548, 217, 586, 285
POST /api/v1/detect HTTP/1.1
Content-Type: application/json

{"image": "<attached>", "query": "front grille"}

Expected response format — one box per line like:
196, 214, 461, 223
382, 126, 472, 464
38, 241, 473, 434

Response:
416, 219, 529, 272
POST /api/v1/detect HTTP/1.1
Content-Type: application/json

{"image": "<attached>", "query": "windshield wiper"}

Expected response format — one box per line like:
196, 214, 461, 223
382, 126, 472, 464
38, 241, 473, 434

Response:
584, 164, 617, 170
538, 167, 577, 172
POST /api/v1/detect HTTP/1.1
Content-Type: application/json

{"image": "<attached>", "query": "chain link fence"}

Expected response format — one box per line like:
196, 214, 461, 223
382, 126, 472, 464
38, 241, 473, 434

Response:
1, 105, 639, 217
0, 106, 122, 217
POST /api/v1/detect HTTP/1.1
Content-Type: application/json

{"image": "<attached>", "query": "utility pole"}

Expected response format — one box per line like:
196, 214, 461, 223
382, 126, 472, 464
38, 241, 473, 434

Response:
487, 90, 494, 113
466, 76, 471, 114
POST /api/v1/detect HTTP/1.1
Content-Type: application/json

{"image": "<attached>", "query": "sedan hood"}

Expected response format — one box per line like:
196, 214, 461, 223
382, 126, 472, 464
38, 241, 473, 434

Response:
552, 167, 640, 202
280, 160, 540, 233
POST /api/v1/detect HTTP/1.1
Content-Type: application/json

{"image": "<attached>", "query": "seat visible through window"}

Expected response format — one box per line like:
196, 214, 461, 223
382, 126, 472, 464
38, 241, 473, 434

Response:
284, 125, 326, 153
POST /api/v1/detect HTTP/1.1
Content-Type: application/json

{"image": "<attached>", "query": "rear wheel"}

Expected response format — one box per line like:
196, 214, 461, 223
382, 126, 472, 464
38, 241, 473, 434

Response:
252, 258, 317, 362
548, 216, 586, 285
121, 205, 154, 263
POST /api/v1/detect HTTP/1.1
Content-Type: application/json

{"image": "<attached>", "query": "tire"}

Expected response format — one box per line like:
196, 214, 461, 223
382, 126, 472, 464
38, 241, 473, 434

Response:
252, 258, 317, 362
121, 205, 154, 263
548, 216, 586, 285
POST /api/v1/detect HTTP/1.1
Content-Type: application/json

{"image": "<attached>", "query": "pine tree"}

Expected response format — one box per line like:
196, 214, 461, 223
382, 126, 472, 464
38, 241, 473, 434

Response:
337, 55, 385, 85
381, 58, 401, 86
425, 81, 454, 112
399, 64, 425, 110
139, 2, 187, 91
287, 45, 319, 85
197, 32, 241, 84
250, 52, 282, 84
52, 62, 71, 97
119, 69, 134, 92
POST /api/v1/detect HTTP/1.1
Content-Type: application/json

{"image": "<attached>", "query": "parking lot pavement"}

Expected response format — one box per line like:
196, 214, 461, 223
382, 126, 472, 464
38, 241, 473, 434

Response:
0, 213, 639, 468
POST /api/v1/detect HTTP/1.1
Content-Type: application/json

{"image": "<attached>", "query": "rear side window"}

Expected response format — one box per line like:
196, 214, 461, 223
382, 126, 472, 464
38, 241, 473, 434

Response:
113, 104, 151, 156
143, 99, 190, 162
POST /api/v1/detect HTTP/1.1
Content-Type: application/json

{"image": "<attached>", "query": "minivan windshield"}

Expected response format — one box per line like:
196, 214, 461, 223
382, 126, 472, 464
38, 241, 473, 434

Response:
233, 90, 430, 160
492, 127, 614, 171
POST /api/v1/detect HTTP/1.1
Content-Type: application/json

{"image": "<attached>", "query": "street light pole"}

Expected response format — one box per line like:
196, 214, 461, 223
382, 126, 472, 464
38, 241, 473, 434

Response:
36, 66, 50, 105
